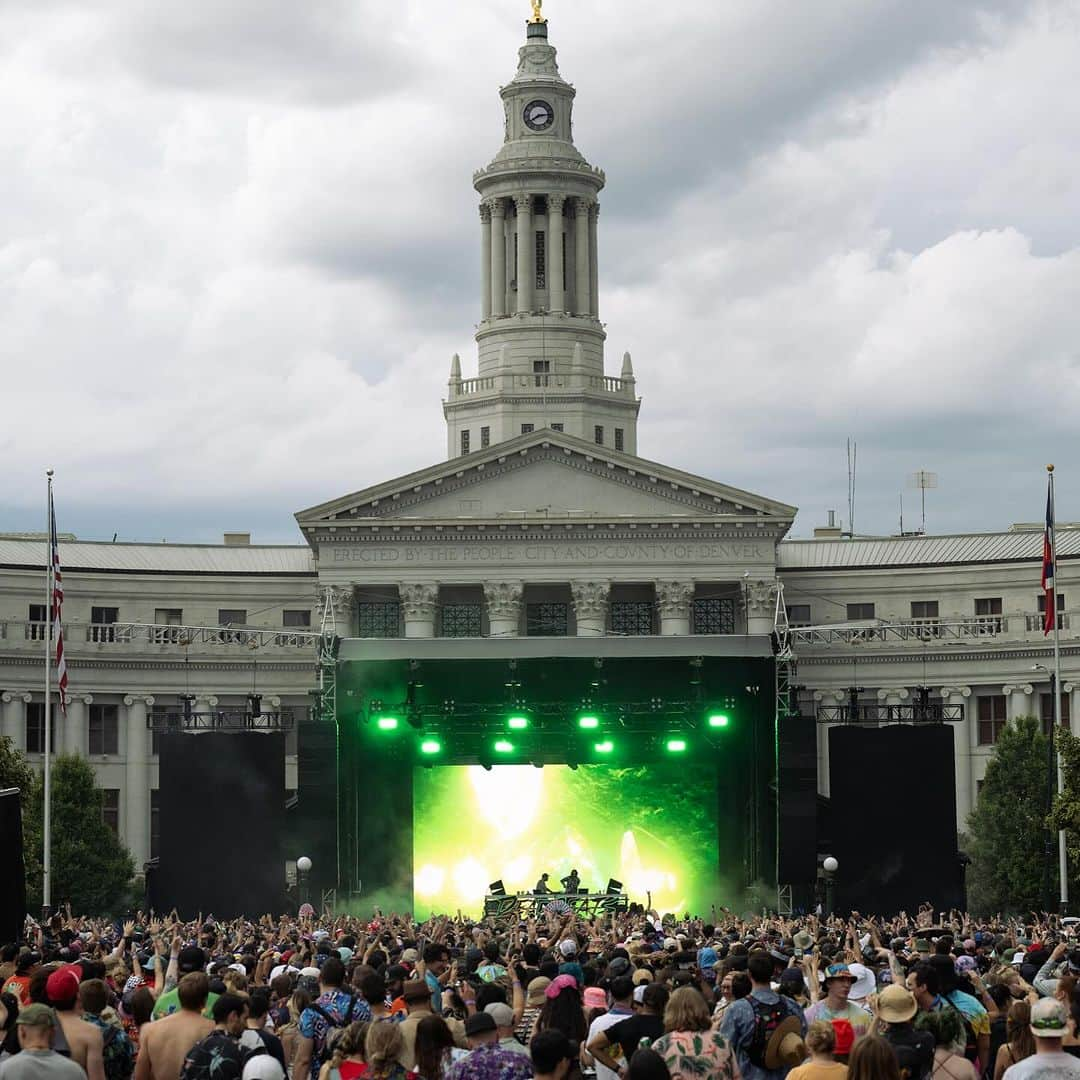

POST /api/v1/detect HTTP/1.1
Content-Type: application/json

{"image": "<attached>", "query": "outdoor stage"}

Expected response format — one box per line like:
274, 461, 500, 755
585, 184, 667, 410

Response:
293, 636, 780, 916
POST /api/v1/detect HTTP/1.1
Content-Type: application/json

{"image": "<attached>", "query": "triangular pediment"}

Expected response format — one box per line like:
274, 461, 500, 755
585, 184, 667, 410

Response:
296, 432, 795, 540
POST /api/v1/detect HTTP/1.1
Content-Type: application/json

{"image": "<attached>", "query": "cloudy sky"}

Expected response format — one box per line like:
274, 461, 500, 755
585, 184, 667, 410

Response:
2, 0, 1077, 543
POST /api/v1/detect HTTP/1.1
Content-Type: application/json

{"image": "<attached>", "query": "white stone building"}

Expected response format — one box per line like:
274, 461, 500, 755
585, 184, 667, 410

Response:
1, 9, 1075, 877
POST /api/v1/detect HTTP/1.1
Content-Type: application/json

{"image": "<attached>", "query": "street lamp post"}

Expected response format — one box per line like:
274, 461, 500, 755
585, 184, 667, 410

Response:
822, 856, 838, 915
296, 856, 312, 909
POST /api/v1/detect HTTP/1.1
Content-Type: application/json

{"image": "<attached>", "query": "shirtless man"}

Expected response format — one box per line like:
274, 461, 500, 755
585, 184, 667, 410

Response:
134, 973, 215, 1080
46, 966, 105, 1080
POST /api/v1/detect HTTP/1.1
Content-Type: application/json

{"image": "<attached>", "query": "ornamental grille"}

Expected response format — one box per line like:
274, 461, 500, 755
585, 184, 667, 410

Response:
441, 604, 482, 638
526, 602, 568, 637
692, 597, 736, 635
611, 601, 653, 636
357, 601, 400, 638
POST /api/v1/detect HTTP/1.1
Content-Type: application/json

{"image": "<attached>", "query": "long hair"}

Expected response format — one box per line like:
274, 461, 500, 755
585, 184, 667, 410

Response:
329, 1021, 370, 1071
847, 1035, 901, 1080
1007, 1000, 1035, 1062
365, 1022, 405, 1079
414, 1014, 455, 1080
537, 985, 587, 1043
663, 988, 710, 1034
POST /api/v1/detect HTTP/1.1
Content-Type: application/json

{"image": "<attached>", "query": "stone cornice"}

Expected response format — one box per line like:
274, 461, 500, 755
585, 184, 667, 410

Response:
796, 645, 1080, 666
310, 526, 787, 545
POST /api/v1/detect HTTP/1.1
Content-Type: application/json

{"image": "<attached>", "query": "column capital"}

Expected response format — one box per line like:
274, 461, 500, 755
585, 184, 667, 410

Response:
941, 685, 972, 698
3, 691, 33, 704
745, 579, 777, 617
655, 581, 693, 617
1065, 682, 1075, 695
479, 202, 493, 224
197, 695, 219, 708
123, 694, 155, 707
877, 688, 910, 702
590, 202, 601, 221
70, 693, 93, 706
548, 193, 566, 213
1002, 683, 1034, 696
513, 194, 534, 215
489, 196, 507, 218
572, 196, 592, 216
484, 581, 524, 619
267, 696, 282, 709
571, 581, 610, 620
400, 583, 439, 619
318, 583, 355, 615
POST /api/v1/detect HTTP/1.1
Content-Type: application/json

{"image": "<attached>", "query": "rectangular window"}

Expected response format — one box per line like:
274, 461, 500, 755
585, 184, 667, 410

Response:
441, 604, 483, 638
594, 425, 604, 445
461, 429, 470, 455
89, 704, 119, 756
25, 702, 54, 754
974, 597, 1003, 633
786, 604, 811, 626
551, 423, 564, 432
357, 601, 400, 639
89, 606, 119, 643
978, 695, 1008, 745
1038, 593, 1067, 611
910, 601, 939, 618
610, 601, 653, 636
692, 598, 736, 635
480, 426, 490, 448
535, 230, 546, 289
847, 603, 875, 621
150, 790, 160, 860
217, 609, 247, 645
521, 423, 534, 434
101, 789, 120, 834
1041, 692, 1072, 735
153, 609, 183, 644
614, 428, 624, 452
283, 610, 311, 628
28, 603, 47, 641
975, 597, 1002, 615
513, 233, 518, 286
533, 359, 550, 387
526, 603, 568, 637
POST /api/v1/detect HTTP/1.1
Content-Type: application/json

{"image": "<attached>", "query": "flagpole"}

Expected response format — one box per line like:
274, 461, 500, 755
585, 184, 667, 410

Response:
43, 470, 53, 916
1048, 464, 1068, 910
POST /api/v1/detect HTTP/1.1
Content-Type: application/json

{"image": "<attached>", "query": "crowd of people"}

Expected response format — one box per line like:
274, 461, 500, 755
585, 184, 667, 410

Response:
4, 905, 1080, 1080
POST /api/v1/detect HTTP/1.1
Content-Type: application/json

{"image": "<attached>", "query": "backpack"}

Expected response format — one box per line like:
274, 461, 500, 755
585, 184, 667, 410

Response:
100, 1023, 134, 1080
747, 996, 789, 1068
942, 995, 979, 1064
309, 994, 361, 1067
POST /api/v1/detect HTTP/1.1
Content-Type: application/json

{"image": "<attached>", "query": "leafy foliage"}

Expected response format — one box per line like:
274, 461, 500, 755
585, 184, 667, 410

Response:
1050, 725, 1080, 898
0, 735, 34, 800
23, 754, 135, 914
966, 716, 1054, 914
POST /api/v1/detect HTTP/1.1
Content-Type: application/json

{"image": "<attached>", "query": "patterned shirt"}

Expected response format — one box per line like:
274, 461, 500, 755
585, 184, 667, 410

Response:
299, 991, 371, 1080
443, 1042, 535, 1080
180, 1030, 244, 1080
803, 1001, 872, 1041
651, 1029, 741, 1080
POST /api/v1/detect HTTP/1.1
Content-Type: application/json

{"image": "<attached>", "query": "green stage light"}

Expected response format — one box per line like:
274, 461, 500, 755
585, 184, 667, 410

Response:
376, 716, 399, 731
707, 713, 731, 729
494, 739, 514, 754
594, 740, 614, 754
507, 715, 529, 730
420, 738, 442, 755
665, 738, 687, 753
578, 714, 600, 730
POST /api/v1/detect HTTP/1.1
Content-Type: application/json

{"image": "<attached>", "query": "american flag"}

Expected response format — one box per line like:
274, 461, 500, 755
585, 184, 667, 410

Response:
1042, 477, 1056, 637
49, 489, 68, 713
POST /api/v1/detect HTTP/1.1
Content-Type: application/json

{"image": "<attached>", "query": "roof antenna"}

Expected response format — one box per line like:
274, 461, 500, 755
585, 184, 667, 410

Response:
908, 470, 939, 534
846, 438, 857, 538
899, 493, 904, 536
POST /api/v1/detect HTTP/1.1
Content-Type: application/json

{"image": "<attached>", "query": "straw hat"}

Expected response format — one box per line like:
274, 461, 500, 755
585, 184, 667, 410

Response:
765, 1015, 806, 1070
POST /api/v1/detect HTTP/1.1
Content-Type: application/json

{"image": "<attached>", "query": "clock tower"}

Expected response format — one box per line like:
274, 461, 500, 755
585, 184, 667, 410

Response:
443, 7, 641, 457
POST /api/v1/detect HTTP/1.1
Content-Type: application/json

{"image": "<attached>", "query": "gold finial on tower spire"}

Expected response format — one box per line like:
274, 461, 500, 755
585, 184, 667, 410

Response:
530, 0, 545, 24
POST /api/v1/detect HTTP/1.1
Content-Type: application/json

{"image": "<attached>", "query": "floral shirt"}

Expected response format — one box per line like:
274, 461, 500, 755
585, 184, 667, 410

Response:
651, 1029, 742, 1080
444, 1042, 535, 1080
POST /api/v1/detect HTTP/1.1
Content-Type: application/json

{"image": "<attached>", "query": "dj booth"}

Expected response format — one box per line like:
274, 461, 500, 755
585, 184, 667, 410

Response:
483, 890, 629, 920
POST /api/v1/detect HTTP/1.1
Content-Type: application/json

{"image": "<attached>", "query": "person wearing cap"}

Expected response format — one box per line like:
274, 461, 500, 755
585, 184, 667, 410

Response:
583, 977, 635, 1080
876, 985, 933, 1080
134, 973, 215, 1080
589, 984, 669, 1077
515, 979, 549, 1046
443, 1012, 533, 1080
804, 965, 870, 1045
44, 965, 104, 1080
0, 1004, 84, 1080
1000, 997, 1080, 1077
397, 982, 467, 1070
483, 1003, 528, 1057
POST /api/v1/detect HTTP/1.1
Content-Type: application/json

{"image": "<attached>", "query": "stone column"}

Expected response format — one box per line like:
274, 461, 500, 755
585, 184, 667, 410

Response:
547, 195, 566, 313
1004, 683, 1034, 722
1, 692, 31, 753
484, 582, 523, 638
813, 690, 846, 798
942, 686, 973, 823
124, 694, 153, 868
514, 195, 533, 314
479, 203, 493, 321
490, 199, 507, 317
876, 687, 909, 724
65, 694, 92, 756
317, 585, 355, 639
571, 581, 609, 637
745, 580, 777, 636
589, 202, 600, 318
1067, 682, 1077, 738
574, 198, 591, 317
401, 584, 439, 639
656, 581, 693, 636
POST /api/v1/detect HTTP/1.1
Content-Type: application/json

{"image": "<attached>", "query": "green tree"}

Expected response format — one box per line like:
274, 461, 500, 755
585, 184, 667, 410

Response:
0, 735, 34, 799
966, 716, 1054, 914
1049, 726, 1080, 900
23, 754, 135, 914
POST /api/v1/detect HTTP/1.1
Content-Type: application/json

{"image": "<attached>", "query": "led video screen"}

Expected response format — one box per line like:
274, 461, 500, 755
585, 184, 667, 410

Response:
412, 763, 718, 919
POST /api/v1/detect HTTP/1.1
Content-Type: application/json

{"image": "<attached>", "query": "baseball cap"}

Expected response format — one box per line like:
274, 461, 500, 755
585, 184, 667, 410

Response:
17, 1003, 56, 1028
178, 946, 206, 974
484, 1002, 514, 1028
559, 939, 577, 958
45, 965, 81, 1004
1031, 997, 1069, 1037
823, 963, 855, 983
465, 1011, 497, 1037
607, 956, 630, 978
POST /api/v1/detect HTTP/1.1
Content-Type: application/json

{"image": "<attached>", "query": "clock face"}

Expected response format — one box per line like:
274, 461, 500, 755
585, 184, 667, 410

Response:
523, 100, 555, 131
